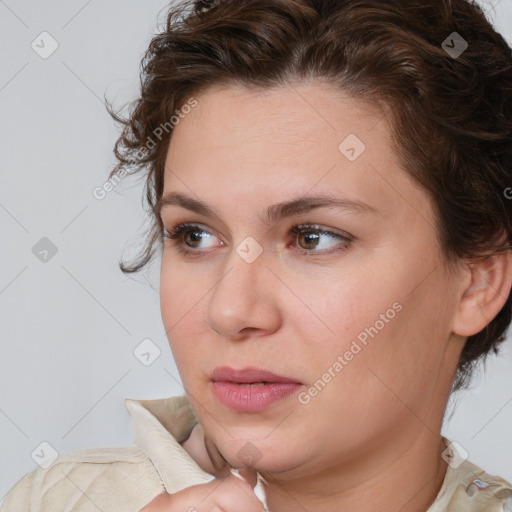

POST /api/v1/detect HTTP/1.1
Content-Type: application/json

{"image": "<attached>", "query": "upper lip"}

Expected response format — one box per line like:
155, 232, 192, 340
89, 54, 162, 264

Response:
211, 366, 301, 384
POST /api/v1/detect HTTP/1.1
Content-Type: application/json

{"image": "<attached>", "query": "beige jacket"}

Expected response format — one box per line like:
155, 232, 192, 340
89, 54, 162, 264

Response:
2, 395, 511, 511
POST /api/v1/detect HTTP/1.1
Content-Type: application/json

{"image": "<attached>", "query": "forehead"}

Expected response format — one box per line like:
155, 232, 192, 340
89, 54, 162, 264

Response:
165, 83, 391, 181
162, 82, 432, 230
174, 82, 385, 146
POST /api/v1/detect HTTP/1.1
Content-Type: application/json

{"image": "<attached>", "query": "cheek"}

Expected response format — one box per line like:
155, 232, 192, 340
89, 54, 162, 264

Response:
303, 269, 449, 419
160, 254, 207, 325
159, 260, 206, 368
290, 255, 444, 396
287, 270, 401, 361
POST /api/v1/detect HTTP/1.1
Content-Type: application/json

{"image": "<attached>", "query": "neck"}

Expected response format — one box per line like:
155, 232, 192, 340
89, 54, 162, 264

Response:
260, 428, 448, 512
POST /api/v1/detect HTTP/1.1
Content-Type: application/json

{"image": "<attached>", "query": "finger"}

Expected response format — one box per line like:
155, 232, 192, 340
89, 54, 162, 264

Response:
169, 474, 263, 512
204, 435, 230, 476
235, 467, 258, 489
212, 473, 264, 512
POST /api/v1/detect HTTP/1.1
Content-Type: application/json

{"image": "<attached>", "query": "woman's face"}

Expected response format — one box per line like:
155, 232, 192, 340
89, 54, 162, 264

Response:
159, 83, 464, 478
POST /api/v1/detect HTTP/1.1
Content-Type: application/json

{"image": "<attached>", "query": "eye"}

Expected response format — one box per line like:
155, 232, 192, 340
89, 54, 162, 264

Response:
162, 222, 353, 256
162, 223, 220, 255
289, 224, 352, 254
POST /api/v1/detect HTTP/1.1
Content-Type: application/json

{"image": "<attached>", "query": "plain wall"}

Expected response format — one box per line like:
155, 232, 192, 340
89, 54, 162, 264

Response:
1, 0, 511, 504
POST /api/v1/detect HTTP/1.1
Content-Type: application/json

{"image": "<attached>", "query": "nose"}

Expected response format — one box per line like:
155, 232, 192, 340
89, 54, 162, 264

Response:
204, 248, 282, 340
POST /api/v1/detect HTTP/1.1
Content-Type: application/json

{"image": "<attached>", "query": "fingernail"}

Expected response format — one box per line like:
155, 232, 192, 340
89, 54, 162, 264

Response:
230, 467, 253, 488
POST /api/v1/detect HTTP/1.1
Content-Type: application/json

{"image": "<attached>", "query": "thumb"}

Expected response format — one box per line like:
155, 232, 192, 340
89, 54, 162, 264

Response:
232, 467, 258, 489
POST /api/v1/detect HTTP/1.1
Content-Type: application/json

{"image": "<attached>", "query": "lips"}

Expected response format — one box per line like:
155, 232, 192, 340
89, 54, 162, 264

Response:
210, 366, 303, 412
211, 366, 301, 385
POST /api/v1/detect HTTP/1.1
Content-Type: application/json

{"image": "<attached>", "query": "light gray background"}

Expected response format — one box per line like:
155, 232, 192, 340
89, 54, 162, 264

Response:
1, 0, 511, 504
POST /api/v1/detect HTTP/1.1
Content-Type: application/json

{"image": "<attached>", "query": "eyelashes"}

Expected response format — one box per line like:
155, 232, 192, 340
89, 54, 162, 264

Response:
162, 222, 353, 257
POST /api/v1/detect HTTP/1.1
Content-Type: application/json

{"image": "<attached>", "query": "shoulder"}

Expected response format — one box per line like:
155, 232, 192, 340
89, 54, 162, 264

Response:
436, 440, 512, 512
1, 445, 164, 512
448, 466, 512, 511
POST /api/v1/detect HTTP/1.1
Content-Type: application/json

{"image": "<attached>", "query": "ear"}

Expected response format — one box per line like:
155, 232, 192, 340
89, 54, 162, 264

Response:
452, 251, 512, 337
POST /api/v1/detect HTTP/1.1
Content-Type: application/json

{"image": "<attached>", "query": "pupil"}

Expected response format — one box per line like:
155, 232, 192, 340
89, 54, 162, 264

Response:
301, 231, 318, 249
187, 230, 203, 246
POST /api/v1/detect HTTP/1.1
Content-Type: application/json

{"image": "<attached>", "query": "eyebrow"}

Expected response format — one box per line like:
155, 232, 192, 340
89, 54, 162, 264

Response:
155, 191, 378, 224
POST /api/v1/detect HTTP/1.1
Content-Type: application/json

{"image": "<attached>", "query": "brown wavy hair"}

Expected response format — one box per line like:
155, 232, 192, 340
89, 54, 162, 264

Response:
105, 0, 512, 392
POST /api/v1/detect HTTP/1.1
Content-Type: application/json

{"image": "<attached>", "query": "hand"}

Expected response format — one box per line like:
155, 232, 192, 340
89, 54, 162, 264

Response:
140, 468, 264, 512
181, 423, 232, 479
140, 425, 263, 511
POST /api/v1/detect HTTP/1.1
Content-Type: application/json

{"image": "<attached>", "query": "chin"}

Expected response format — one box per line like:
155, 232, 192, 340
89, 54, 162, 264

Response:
218, 435, 305, 474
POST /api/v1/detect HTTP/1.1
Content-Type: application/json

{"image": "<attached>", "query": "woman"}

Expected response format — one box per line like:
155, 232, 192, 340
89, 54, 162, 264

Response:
2, 0, 512, 510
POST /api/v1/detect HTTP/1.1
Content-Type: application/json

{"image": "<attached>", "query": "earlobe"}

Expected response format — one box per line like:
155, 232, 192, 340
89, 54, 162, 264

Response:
452, 251, 512, 337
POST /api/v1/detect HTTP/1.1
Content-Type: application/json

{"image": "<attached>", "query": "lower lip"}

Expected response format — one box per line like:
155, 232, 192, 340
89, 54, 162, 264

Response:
212, 381, 302, 412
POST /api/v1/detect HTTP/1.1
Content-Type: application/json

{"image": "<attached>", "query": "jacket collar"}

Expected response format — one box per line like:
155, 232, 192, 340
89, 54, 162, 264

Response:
125, 395, 270, 507
124, 395, 215, 493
